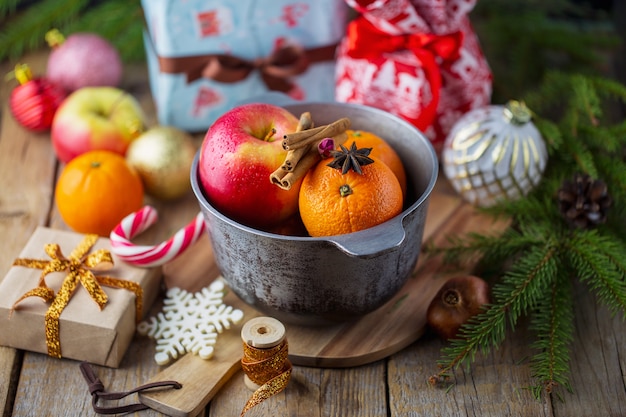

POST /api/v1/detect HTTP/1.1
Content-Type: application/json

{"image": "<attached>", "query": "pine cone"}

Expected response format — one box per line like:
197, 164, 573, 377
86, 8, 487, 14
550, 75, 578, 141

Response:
557, 173, 612, 229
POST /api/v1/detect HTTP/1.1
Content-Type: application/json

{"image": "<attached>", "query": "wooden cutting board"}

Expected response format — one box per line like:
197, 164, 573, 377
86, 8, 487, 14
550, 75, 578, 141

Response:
140, 178, 509, 416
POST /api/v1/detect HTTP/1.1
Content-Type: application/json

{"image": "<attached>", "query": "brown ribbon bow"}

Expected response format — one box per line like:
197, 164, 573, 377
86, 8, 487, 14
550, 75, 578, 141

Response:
158, 43, 338, 92
11, 234, 143, 359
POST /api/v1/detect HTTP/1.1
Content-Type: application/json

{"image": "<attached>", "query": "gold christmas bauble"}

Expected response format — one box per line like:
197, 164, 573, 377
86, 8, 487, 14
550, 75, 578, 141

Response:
126, 126, 197, 200
442, 100, 548, 208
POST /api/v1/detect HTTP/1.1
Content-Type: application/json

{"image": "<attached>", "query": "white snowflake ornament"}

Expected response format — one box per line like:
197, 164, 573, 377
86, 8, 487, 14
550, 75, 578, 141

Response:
137, 280, 244, 365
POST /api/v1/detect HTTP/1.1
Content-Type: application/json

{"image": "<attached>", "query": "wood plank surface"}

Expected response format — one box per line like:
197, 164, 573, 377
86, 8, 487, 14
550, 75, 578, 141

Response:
138, 174, 502, 416
1, 50, 626, 417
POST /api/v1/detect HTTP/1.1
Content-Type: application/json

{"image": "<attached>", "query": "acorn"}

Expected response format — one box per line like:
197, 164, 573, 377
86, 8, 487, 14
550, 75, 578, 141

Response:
7, 63, 66, 132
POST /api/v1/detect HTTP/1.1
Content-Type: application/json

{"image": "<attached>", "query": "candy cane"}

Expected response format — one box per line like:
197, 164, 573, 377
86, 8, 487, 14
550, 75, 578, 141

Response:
110, 206, 206, 267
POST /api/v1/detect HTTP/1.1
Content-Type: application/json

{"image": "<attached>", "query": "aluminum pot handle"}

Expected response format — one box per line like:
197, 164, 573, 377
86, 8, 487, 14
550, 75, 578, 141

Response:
326, 215, 407, 258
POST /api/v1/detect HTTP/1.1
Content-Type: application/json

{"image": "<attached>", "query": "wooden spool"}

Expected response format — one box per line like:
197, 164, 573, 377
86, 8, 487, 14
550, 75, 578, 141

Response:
241, 316, 286, 391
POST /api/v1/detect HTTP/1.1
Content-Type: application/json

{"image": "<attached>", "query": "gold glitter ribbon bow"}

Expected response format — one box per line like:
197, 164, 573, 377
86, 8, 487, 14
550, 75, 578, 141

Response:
240, 339, 292, 416
10, 234, 143, 359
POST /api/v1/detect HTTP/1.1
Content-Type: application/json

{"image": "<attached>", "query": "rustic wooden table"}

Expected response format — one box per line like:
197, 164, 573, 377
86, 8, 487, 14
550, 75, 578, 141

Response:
1, 51, 626, 417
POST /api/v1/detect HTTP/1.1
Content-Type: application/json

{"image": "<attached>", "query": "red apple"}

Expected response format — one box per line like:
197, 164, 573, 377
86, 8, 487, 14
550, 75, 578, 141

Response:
51, 86, 146, 163
198, 103, 301, 230
45, 29, 122, 93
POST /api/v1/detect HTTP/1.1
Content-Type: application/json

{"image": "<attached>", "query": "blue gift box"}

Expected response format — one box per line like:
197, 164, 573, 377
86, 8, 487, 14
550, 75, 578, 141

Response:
142, 0, 348, 132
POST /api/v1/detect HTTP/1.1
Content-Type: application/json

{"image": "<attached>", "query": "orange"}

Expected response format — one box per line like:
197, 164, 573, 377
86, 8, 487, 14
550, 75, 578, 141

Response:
344, 129, 407, 197
55, 150, 144, 236
299, 146, 403, 237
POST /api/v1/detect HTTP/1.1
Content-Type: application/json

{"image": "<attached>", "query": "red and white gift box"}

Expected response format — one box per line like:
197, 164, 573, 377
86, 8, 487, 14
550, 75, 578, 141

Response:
335, 0, 492, 153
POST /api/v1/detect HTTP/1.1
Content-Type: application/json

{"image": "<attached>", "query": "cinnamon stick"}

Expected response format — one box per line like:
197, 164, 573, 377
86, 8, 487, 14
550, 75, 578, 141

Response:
281, 146, 309, 172
282, 117, 351, 150
281, 125, 326, 146
274, 147, 320, 190
270, 114, 351, 190
296, 112, 313, 131
331, 132, 348, 149
278, 111, 314, 171
270, 112, 314, 184
270, 165, 289, 185
271, 132, 349, 190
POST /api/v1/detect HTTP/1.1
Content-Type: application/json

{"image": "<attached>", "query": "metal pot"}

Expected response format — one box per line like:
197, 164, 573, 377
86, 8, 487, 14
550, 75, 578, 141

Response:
191, 102, 438, 326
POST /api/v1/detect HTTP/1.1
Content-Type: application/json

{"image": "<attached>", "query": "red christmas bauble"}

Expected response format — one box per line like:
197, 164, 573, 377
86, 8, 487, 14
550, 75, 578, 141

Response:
8, 64, 66, 132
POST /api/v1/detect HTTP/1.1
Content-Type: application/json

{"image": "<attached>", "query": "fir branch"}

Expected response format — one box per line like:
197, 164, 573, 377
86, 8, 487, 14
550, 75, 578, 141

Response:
433, 242, 560, 381
528, 267, 575, 396
560, 131, 598, 178
578, 124, 621, 153
0, 0, 144, 63
431, 71, 626, 400
597, 155, 626, 238
488, 193, 560, 225
525, 71, 575, 114
566, 230, 626, 317
532, 116, 563, 152
570, 74, 602, 127
0, 0, 22, 17
589, 75, 626, 102
0, 0, 90, 62
424, 227, 537, 271
472, 2, 620, 102
607, 120, 626, 144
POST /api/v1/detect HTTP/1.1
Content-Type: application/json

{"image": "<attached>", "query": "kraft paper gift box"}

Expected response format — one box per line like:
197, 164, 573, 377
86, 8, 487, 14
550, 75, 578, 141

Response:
0, 227, 161, 368
142, 0, 348, 132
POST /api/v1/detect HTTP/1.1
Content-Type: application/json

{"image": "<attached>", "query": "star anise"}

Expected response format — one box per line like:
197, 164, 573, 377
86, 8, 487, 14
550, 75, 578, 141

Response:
327, 142, 374, 174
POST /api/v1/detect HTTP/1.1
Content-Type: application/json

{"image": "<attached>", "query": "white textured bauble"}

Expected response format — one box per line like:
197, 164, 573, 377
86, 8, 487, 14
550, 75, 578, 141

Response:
442, 101, 548, 207
126, 126, 197, 201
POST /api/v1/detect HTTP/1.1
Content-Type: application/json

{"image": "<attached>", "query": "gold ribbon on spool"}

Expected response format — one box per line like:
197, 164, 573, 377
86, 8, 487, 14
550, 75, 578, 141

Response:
240, 317, 292, 416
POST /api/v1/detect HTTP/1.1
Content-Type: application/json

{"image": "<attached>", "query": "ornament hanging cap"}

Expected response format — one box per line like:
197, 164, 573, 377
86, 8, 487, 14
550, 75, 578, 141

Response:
5, 63, 32, 85
503, 100, 532, 125
45, 29, 65, 48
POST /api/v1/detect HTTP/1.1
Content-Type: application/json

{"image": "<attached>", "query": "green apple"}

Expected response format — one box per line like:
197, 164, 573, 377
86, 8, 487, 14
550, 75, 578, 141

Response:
51, 86, 145, 163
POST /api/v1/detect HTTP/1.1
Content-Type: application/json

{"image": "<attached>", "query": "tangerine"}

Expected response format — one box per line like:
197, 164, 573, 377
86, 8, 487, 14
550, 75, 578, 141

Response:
299, 143, 403, 237
55, 150, 144, 236
344, 129, 407, 197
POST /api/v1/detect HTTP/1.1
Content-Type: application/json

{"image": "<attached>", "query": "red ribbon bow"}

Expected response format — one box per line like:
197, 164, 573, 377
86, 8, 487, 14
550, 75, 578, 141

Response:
344, 16, 464, 131
158, 44, 337, 92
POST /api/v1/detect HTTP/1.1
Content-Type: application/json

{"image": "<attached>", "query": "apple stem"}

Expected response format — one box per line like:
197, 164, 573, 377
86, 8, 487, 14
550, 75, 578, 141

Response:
108, 90, 129, 116
263, 127, 277, 142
